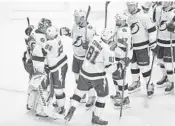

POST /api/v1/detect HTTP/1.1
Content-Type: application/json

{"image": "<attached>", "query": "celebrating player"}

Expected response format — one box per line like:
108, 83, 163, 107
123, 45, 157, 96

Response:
126, 1, 157, 98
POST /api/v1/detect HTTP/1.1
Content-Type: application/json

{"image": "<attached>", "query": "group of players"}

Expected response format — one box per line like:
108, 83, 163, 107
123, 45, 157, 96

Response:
22, 1, 175, 126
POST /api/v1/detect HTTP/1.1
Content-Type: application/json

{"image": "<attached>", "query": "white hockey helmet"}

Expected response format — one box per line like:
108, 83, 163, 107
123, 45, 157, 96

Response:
162, 1, 173, 9
101, 28, 115, 44
126, 1, 138, 6
74, 9, 86, 25
126, 1, 138, 14
115, 13, 127, 26
46, 26, 59, 40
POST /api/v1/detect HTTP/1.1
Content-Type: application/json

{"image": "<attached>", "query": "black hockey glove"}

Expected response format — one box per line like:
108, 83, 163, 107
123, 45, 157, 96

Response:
44, 65, 50, 74
82, 41, 89, 50
25, 25, 34, 36
120, 57, 130, 67
167, 22, 175, 33
60, 27, 71, 37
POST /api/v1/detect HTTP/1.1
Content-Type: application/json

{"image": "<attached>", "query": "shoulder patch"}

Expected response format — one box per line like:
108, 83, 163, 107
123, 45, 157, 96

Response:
40, 38, 45, 42
122, 28, 127, 32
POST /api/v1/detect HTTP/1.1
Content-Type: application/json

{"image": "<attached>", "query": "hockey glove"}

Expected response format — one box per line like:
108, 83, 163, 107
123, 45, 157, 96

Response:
149, 42, 157, 55
110, 42, 118, 51
25, 25, 34, 36
60, 27, 71, 37
167, 22, 175, 33
120, 57, 130, 67
82, 41, 89, 50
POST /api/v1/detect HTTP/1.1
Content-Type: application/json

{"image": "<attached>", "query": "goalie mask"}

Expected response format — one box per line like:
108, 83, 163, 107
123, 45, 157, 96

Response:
46, 26, 59, 40
74, 9, 86, 26
101, 28, 115, 44
38, 18, 52, 34
115, 13, 127, 27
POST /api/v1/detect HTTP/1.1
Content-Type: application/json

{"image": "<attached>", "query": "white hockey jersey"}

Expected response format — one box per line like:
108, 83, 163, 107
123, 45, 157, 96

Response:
31, 30, 47, 73
72, 23, 95, 60
40, 36, 67, 72
113, 25, 131, 59
141, 5, 157, 23
80, 36, 116, 80
157, 8, 175, 47
127, 9, 157, 50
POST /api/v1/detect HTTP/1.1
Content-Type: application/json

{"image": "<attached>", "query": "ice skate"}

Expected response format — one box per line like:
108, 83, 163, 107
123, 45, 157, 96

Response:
147, 83, 154, 98
128, 80, 141, 94
157, 75, 168, 88
91, 112, 108, 126
165, 82, 174, 95
58, 106, 66, 115
64, 106, 76, 121
86, 96, 96, 110
70, 94, 86, 103
110, 92, 121, 102
113, 96, 130, 109
43, 107, 64, 120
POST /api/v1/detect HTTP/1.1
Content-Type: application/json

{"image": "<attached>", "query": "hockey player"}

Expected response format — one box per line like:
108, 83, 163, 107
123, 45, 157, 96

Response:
156, 2, 175, 93
141, 2, 157, 23
64, 28, 117, 125
37, 26, 68, 114
126, 1, 157, 97
71, 9, 96, 107
109, 13, 131, 108
23, 27, 35, 80
25, 18, 64, 119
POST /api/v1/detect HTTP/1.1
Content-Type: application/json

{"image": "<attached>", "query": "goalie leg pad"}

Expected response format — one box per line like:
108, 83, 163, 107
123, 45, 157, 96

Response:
27, 88, 38, 110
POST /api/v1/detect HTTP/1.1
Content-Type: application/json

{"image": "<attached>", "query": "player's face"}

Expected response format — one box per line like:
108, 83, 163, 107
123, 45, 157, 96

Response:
74, 16, 81, 25
116, 19, 122, 26
127, 4, 137, 14
162, 2, 171, 8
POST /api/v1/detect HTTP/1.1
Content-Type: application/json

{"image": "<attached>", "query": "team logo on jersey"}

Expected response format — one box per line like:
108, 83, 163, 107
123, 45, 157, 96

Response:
130, 22, 139, 35
159, 20, 167, 31
73, 36, 83, 47
122, 28, 127, 32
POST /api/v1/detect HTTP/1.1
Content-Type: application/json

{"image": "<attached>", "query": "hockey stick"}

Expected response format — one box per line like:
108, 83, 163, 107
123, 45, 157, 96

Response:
119, 43, 129, 119
105, 1, 110, 28
84, 5, 91, 46
27, 17, 30, 26
170, 32, 175, 94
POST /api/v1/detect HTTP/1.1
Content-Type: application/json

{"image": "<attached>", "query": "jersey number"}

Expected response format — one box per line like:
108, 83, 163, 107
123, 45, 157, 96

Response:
86, 46, 99, 64
57, 44, 63, 57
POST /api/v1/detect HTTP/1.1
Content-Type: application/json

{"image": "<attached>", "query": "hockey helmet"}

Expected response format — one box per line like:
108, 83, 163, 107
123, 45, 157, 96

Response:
74, 9, 86, 25
46, 26, 59, 40
101, 28, 115, 44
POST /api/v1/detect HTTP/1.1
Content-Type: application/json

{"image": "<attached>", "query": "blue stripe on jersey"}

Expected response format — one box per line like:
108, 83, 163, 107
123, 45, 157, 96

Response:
32, 56, 45, 62
133, 40, 149, 48
49, 55, 67, 70
81, 68, 106, 77
148, 26, 156, 33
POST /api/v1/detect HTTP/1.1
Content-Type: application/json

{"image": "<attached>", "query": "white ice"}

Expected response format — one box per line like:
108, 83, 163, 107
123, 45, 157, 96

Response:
0, 1, 175, 126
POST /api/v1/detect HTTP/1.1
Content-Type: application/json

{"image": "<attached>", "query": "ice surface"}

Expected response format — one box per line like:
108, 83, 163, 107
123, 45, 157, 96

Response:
0, 1, 175, 126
